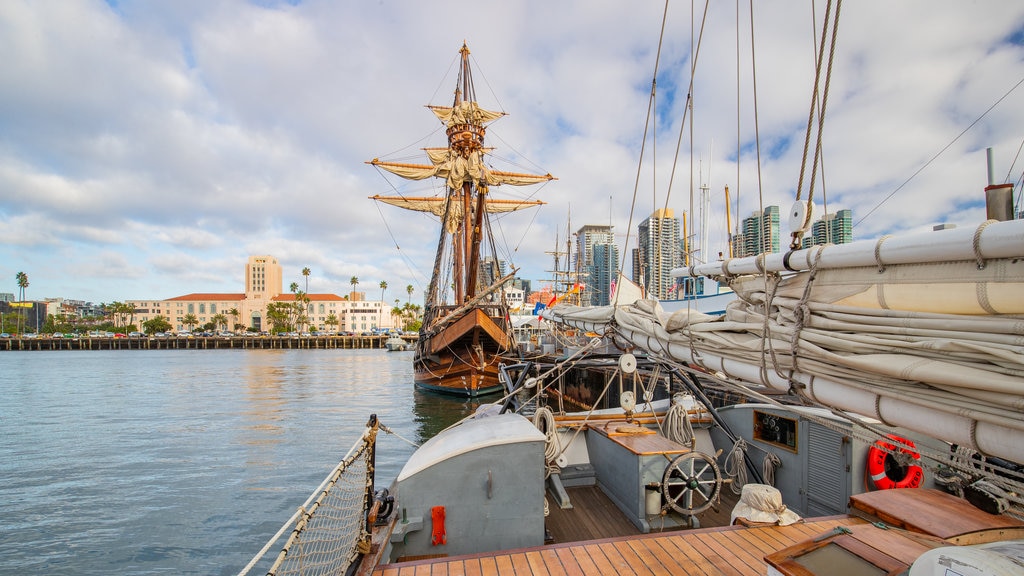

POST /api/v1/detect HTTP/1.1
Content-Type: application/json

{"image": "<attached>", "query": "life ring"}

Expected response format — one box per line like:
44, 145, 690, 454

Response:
867, 434, 924, 490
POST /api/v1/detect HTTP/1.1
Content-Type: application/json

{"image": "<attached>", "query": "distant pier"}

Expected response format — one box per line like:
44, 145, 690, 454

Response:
0, 334, 416, 351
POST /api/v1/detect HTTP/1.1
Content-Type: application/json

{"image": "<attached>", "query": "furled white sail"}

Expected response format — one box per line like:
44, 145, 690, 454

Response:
369, 194, 544, 233
543, 219, 1024, 464
428, 101, 505, 127
369, 152, 554, 191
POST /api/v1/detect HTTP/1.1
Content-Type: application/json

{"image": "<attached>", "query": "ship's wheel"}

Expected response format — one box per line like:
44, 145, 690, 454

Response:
661, 451, 722, 515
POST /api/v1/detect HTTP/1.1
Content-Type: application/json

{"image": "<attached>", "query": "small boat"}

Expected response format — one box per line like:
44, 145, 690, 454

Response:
384, 336, 411, 352
369, 43, 555, 397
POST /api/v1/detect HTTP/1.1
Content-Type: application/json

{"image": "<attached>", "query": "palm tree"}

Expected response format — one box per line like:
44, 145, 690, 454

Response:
350, 276, 359, 299
406, 284, 414, 305
228, 308, 240, 332
13, 272, 31, 334
378, 281, 387, 330
15, 271, 28, 301
302, 267, 311, 293
290, 281, 299, 294
182, 313, 199, 332
211, 313, 228, 332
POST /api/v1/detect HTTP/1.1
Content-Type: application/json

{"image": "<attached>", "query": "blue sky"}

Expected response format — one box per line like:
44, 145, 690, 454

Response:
1, 1, 1023, 304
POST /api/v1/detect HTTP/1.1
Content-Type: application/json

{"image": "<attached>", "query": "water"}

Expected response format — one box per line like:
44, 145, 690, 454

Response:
0, 349, 483, 575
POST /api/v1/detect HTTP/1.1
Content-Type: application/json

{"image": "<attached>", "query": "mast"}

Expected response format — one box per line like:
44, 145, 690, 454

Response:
368, 42, 555, 312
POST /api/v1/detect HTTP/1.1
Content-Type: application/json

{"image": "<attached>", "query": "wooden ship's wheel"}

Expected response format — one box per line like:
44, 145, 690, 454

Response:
661, 451, 722, 515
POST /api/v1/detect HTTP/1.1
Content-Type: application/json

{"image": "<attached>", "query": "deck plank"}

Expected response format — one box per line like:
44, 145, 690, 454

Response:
374, 517, 867, 576
551, 547, 584, 576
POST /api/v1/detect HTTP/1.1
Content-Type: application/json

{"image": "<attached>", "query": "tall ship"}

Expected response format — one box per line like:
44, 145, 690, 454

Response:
369, 43, 555, 396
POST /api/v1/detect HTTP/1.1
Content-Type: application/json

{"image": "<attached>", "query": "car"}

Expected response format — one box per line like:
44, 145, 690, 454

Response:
0, 333, 10, 338
218, 331, 233, 337
113, 333, 126, 339
128, 332, 143, 338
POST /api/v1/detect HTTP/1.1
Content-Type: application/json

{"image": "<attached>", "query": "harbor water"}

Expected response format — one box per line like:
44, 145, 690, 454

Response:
0, 348, 483, 575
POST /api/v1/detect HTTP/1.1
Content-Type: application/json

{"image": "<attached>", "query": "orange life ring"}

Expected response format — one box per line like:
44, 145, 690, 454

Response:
867, 434, 924, 490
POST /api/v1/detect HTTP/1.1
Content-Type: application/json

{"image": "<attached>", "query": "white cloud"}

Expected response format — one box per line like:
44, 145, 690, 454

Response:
0, 0, 1022, 302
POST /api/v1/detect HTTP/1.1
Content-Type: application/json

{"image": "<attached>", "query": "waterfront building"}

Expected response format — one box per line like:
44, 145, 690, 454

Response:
575, 224, 616, 306
801, 208, 854, 248
636, 208, 682, 300
129, 255, 396, 334
732, 205, 781, 258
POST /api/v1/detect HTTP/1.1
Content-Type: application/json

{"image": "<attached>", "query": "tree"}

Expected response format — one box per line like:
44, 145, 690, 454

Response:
229, 308, 240, 332
325, 313, 339, 334
406, 284, 414, 305
290, 281, 299, 294
143, 315, 171, 335
266, 302, 292, 333
302, 267, 311, 293
181, 313, 199, 332
15, 271, 28, 301
107, 301, 135, 331
378, 281, 387, 329
211, 313, 228, 331
15, 271, 28, 334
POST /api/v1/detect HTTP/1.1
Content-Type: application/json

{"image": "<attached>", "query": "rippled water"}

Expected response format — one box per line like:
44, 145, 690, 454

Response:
0, 349, 481, 575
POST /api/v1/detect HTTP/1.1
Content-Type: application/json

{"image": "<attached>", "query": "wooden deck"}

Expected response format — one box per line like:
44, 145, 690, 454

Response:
373, 515, 865, 575
544, 485, 740, 543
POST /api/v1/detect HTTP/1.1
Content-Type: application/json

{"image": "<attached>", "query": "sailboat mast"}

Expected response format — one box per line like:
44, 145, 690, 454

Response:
452, 42, 486, 302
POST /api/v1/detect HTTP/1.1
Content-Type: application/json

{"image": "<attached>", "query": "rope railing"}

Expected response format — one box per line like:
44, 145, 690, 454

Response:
238, 415, 381, 576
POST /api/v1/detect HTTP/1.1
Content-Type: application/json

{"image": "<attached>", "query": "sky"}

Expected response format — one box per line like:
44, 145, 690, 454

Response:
1, 1, 1023, 305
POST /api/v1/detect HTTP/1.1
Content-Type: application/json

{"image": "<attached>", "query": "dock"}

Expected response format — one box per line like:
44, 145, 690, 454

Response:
0, 334, 417, 351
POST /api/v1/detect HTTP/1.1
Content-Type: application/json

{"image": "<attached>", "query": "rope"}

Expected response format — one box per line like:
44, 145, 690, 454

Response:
724, 438, 750, 495
762, 452, 782, 487
664, 400, 696, 448
533, 406, 562, 476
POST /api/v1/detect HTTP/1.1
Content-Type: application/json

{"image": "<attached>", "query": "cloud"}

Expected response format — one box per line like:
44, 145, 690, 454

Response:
0, 0, 1022, 303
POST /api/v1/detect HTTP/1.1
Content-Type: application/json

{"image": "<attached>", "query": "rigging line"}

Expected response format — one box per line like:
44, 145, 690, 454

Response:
856, 73, 1024, 228
486, 132, 550, 176
427, 48, 463, 106
802, 0, 842, 243
1004, 137, 1024, 185
371, 201, 430, 291
375, 123, 448, 161
663, 0, 710, 213
619, 0, 670, 284
794, 0, 834, 206
748, 0, 765, 232
469, 51, 507, 114
735, 0, 741, 242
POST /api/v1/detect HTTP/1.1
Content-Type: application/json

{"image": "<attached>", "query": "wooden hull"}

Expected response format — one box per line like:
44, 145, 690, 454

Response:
413, 307, 511, 397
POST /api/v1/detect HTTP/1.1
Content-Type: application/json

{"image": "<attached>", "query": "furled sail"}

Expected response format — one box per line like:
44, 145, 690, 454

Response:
369, 152, 554, 190
369, 195, 544, 233
428, 102, 505, 127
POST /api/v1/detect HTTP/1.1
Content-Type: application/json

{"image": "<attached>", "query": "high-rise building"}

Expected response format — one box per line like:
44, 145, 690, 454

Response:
575, 224, 615, 306
478, 257, 507, 292
637, 208, 682, 300
733, 206, 780, 257
801, 209, 853, 248
591, 243, 619, 306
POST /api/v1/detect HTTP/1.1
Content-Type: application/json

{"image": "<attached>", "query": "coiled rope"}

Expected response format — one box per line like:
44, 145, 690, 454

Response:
725, 438, 749, 495
762, 452, 782, 487
533, 406, 562, 477
663, 401, 695, 448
